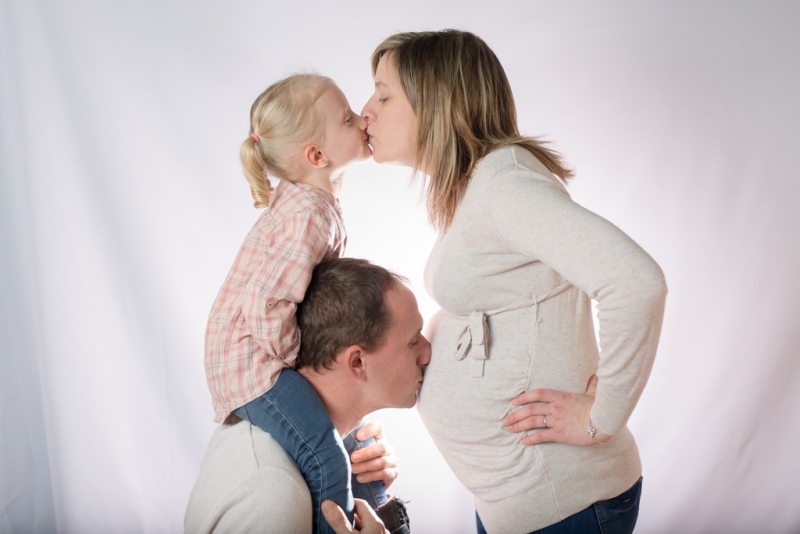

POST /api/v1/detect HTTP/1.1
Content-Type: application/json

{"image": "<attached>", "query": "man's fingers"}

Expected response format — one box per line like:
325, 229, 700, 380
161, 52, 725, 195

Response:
353, 498, 380, 520
356, 467, 399, 485
321, 500, 353, 533
351, 455, 399, 488
352, 499, 387, 533
351, 455, 390, 474
355, 421, 383, 442
350, 442, 388, 465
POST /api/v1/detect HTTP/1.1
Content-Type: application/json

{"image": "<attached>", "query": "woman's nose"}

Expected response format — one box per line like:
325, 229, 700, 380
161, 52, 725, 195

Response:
361, 101, 373, 123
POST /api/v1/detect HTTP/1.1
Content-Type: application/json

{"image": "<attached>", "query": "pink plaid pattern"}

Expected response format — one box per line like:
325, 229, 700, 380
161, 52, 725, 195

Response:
205, 180, 346, 422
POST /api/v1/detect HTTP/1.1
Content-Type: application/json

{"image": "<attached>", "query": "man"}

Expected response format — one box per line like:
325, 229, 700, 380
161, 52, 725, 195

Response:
185, 258, 430, 533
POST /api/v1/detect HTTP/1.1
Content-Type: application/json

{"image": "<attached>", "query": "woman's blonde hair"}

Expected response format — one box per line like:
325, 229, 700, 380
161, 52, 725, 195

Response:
240, 74, 335, 208
371, 30, 574, 230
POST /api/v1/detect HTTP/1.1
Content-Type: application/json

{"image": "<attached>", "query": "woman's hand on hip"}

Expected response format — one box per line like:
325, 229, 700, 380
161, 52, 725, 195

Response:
349, 422, 399, 489
502, 375, 612, 446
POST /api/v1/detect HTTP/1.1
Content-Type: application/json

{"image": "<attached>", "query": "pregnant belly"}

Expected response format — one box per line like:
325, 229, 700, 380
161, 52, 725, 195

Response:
417, 310, 544, 501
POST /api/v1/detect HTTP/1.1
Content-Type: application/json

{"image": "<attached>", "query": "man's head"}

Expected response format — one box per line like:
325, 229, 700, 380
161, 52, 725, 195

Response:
296, 258, 431, 411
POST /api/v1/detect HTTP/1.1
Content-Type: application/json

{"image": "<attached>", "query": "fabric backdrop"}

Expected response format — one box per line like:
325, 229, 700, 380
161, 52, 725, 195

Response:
2, 1, 799, 533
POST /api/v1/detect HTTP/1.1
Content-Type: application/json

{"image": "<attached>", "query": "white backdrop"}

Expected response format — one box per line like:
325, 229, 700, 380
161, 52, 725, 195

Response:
2, 1, 800, 533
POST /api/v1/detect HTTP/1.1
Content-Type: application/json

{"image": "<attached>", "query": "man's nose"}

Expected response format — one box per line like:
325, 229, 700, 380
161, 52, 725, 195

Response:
418, 335, 432, 366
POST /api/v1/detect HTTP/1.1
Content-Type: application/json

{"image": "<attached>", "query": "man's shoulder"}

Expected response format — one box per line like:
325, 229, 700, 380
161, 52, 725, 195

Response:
184, 417, 312, 533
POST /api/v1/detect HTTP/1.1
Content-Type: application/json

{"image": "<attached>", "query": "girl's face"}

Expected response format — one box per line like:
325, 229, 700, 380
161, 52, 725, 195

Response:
361, 54, 418, 168
317, 86, 372, 171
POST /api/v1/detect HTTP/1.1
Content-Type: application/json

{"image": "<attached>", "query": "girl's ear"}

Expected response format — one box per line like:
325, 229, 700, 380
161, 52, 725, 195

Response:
304, 145, 329, 169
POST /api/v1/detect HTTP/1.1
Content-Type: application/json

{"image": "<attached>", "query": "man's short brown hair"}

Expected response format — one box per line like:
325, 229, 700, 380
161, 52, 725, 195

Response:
296, 258, 406, 371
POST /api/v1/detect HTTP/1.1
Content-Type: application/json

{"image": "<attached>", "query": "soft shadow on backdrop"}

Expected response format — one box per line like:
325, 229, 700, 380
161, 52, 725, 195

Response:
2, 1, 799, 533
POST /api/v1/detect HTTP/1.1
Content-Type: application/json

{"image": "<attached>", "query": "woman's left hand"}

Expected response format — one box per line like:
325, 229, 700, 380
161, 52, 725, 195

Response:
349, 422, 399, 489
502, 375, 612, 446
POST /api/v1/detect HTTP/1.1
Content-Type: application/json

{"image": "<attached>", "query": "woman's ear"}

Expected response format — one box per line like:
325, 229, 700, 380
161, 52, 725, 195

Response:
304, 145, 329, 168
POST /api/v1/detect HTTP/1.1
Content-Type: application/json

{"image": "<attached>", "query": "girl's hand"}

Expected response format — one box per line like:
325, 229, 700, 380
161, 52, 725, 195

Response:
502, 375, 611, 446
349, 422, 399, 489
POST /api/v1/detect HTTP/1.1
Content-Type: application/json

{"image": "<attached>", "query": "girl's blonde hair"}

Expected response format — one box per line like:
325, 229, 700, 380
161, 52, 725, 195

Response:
371, 30, 574, 230
240, 74, 336, 208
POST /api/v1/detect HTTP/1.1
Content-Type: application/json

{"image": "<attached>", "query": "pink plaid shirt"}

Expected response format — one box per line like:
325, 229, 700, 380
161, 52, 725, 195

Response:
205, 180, 346, 422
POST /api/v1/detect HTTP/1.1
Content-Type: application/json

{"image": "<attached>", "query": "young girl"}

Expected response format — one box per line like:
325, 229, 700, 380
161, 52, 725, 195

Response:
204, 74, 382, 534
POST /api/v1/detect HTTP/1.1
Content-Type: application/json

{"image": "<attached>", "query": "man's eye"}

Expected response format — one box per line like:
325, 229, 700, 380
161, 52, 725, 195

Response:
345, 115, 352, 123
409, 338, 419, 346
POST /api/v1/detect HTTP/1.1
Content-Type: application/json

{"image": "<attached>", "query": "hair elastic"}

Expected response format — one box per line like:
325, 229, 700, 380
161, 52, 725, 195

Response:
251, 133, 260, 143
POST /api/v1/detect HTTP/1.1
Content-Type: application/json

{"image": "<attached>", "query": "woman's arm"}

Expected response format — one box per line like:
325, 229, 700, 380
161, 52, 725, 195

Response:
489, 157, 667, 440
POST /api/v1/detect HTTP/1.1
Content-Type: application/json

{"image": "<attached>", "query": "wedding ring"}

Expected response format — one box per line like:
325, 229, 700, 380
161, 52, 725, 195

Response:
543, 416, 548, 428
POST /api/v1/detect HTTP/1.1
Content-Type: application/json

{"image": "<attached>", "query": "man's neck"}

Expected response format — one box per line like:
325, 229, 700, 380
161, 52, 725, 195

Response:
298, 367, 364, 437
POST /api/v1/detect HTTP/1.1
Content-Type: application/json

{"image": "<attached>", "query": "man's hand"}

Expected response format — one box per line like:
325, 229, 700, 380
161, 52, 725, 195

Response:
322, 499, 387, 534
349, 422, 399, 489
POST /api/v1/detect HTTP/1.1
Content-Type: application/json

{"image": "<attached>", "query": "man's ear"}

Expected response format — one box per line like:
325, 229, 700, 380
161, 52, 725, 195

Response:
304, 145, 329, 169
339, 345, 367, 380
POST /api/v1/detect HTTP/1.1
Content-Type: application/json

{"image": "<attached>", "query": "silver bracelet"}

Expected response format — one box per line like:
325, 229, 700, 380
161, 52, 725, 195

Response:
586, 424, 602, 444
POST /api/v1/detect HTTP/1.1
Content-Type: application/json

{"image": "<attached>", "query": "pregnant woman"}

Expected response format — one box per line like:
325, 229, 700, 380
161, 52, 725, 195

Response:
361, 30, 667, 534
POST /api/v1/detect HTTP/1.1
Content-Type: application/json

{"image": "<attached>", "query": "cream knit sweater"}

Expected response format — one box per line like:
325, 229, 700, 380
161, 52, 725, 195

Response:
184, 418, 312, 533
418, 146, 667, 533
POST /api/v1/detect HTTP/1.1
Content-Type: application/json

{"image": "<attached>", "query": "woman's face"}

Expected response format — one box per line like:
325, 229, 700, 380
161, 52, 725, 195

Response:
361, 53, 418, 168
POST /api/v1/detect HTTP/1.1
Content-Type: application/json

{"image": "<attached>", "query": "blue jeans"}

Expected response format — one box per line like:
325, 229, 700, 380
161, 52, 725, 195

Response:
234, 368, 387, 534
342, 426, 389, 507
476, 477, 642, 534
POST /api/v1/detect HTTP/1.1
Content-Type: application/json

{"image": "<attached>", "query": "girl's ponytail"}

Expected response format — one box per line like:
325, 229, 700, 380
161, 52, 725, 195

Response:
240, 132, 274, 208
239, 74, 335, 209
